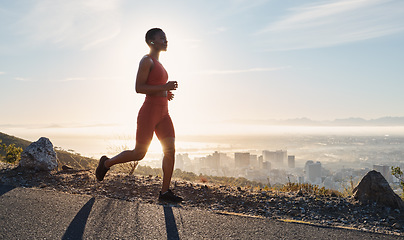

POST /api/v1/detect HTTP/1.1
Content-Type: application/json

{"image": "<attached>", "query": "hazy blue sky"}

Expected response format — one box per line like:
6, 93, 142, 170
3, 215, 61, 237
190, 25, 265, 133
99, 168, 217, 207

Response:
1, 0, 404, 153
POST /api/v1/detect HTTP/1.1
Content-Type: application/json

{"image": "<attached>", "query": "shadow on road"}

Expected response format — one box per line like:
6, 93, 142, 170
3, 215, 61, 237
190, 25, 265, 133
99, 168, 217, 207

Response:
0, 185, 15, 197
62, 197, 95, 240
163, 205, 180, 240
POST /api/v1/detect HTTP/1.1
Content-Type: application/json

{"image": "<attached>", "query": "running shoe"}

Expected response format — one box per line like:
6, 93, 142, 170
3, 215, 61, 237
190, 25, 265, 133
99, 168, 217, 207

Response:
96, 155, 110, 181
158, 189, 183, 203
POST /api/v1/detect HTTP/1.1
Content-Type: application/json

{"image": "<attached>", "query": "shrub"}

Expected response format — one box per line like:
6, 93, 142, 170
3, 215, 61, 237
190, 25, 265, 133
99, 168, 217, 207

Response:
391, 166, 404, 198
281, 182, 342, 197
1, 142, 23, 164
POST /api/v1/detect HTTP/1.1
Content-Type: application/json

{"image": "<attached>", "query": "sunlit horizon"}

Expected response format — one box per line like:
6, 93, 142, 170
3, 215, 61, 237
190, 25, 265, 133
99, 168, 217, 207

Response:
3, 122, 404, 160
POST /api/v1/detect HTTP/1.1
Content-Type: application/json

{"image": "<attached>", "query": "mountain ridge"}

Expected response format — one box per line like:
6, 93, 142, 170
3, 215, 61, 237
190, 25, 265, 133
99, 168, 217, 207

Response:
233, 116, 404, 126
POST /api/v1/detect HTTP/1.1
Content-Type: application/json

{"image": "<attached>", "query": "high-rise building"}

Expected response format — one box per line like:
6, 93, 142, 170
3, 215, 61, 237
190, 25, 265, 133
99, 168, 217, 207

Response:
175, 154, 185, 170
262, 150, 275, 162
250, 154, 258, 168
235, 152, 250, 169
258, 155, 264, 169
206, 151, 221, 169
305, 160, 321, 183
288, 155, 295, 168
262, 161, 271, 170
262, 150, 287, 168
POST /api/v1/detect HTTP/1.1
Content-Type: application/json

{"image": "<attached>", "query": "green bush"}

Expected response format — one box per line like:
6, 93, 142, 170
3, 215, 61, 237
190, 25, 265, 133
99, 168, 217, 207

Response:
391, 166, 404, 198
1, 142, 23, 164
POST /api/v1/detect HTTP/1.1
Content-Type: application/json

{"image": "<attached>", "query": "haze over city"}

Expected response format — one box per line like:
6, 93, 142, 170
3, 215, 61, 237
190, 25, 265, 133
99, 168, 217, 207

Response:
1, 0, 404, 158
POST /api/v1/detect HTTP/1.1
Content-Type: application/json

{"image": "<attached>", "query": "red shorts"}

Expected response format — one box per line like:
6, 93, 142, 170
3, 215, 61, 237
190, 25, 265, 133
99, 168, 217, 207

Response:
136, 96, 175, 144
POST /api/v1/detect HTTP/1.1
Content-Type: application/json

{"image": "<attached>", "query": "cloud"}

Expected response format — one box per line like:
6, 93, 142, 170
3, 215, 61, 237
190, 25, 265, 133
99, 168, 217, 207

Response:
0, 72, 5, 75
14, 77, 31, 82
15, 0, 122, 50
58, 77, 87, 82
201, 67, 289, 75
0, 122, 118, 129
257, 0, 404, 50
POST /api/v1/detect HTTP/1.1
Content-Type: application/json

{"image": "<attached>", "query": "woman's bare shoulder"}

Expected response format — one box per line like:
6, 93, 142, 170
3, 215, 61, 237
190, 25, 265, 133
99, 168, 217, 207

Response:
139, 55, 154, 68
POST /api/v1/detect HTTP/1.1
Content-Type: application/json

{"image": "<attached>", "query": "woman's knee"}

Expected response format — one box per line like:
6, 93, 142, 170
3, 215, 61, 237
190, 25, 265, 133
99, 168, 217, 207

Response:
163, 147, 175, 159
161, 137, 175, 157
130, 149, 146, 160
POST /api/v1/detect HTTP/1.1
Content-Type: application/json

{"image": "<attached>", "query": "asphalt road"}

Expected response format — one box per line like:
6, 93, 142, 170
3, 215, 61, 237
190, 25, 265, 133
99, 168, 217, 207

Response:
0, 185, 401, 240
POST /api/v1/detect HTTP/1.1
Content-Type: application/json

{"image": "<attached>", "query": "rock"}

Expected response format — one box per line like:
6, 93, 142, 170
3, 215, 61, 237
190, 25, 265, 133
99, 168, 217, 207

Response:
392, 223, 401, 229
353, 170, 404, 210
62, 165, 74, 171
19, 137, 58, 171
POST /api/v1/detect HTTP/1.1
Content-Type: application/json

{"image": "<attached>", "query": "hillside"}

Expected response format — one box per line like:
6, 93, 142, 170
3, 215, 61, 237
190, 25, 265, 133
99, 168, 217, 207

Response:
0, 164, 403, 236
0, 132, 97, 170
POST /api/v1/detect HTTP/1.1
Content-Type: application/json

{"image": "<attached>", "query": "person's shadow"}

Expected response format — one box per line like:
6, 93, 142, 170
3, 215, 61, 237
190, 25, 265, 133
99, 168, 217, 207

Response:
163, 205, 180, 240
62, 197, 95, 240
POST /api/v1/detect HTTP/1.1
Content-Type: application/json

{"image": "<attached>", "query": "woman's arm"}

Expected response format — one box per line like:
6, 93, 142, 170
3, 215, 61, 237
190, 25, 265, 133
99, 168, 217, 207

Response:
135, 56, 177, 95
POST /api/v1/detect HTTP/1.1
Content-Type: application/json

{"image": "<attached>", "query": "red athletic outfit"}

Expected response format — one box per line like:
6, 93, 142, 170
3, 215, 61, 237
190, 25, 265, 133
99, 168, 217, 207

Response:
136, 55, 175, 144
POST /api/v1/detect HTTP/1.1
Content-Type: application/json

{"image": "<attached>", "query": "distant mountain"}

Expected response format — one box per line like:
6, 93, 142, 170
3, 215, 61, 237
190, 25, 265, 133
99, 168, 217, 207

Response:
0, 132, 97, 170
330, 117, 404, 126
233, 117, 404, 126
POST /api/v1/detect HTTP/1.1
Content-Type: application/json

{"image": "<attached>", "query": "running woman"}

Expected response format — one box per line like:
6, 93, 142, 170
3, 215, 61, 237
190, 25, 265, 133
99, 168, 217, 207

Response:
96, 28, 183, 203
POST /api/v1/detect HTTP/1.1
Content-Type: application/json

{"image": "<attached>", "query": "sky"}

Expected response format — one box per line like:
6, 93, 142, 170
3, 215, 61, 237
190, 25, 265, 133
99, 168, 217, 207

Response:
1, 0, 404, 156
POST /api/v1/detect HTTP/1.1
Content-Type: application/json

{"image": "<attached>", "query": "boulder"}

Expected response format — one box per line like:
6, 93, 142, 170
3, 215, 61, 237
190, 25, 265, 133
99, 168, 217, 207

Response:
19, 137, 58, 171
353, 170, 404, 209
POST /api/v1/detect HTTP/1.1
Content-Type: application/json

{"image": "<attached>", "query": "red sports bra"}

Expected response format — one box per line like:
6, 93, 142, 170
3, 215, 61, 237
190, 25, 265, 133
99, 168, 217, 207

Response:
146, 55, 168, 86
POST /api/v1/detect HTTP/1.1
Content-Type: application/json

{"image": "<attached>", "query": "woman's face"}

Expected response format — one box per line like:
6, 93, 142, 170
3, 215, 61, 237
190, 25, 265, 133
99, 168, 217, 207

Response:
152, 31, 168, 51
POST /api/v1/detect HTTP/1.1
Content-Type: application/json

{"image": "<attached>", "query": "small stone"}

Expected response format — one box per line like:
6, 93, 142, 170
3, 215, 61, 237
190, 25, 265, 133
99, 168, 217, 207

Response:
62, 165, 74, 171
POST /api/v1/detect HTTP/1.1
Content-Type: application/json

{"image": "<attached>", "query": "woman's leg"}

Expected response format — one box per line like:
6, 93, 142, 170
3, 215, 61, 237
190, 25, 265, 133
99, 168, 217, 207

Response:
160, 137, 175, 192
104, 142, 149, 168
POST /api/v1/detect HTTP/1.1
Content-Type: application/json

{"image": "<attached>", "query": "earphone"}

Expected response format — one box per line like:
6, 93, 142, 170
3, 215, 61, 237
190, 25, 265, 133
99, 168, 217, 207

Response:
151, 42, 154, 44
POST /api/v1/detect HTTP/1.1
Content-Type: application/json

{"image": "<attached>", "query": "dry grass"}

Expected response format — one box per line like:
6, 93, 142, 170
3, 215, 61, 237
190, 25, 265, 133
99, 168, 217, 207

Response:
279, 182, 342, 197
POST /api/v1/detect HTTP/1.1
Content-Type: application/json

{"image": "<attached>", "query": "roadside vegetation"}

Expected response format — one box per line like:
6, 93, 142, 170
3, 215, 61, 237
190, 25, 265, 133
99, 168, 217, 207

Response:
392, 166, 404, 198
0, 139, 23, 164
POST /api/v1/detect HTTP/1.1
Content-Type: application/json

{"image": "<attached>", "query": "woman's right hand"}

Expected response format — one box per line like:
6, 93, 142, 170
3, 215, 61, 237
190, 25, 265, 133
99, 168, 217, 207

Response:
165, 81, 178, 91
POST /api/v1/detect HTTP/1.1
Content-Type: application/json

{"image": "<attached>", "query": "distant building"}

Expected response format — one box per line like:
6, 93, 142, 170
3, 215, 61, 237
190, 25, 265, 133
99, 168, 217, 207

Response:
258, 155, 264, 169
198, 157, 207, 169
373, 164, 392, 182
262, 150, 287, 169
263, 150, 275, 162
175, 154, 185, 170
176, 153, 192, 170
262, 161, 271, 171
305, 160, 321, 184
235, 152, 250, 169
206, 151, 221, 169
250, 154, 258, 168
288, 155, 295, 168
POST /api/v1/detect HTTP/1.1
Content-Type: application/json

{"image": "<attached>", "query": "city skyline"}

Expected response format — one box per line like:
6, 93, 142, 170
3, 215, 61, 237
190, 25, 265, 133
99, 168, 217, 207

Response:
1, 0, 404, 153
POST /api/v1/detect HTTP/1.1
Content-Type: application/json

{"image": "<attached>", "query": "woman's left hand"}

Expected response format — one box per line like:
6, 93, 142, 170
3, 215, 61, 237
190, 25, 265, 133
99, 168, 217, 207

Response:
167, 91, 174, 101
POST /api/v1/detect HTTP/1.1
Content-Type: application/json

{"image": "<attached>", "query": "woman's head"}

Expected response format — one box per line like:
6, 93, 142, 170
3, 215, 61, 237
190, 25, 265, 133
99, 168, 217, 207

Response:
145, 28, 167, 51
